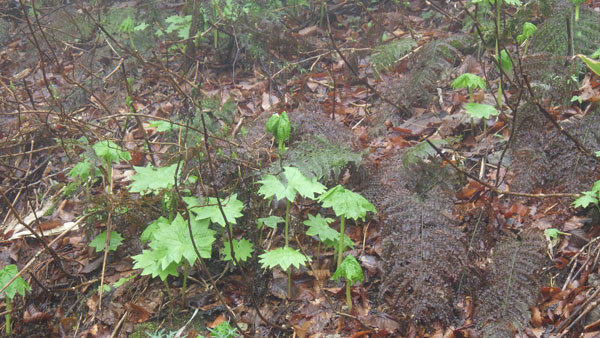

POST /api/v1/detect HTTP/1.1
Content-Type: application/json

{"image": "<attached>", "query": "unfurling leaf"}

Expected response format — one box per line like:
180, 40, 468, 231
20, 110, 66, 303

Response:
332, 255, 364, 285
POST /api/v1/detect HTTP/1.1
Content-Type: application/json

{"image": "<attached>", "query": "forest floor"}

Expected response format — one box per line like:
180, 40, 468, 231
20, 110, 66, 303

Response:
1, 0, 600, 337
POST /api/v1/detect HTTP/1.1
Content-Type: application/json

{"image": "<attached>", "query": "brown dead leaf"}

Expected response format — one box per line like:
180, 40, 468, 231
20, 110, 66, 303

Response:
293, 320, 312, 338
207, 314, 227, 329
261, 92, 280, 111
125, 302, 151, 323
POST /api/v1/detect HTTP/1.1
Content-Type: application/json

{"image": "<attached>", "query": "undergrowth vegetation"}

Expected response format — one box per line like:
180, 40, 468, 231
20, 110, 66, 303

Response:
1, 0, 600, 336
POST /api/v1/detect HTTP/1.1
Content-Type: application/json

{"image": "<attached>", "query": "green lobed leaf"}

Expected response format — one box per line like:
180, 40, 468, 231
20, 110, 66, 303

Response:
89, 231, 123, 252
331, 255, 364, 284
317, 185, 376, 221
128, 163, 180, 195
304, 214, 338, 243
451, 73, 486, 91
222, 238, 254, 264
92, 140, 131, 165
464, 103, 499, 119
132, 248, 179, 281
148, 120, 177, 132
257, 174, 296, 201
265, 113, 280, 134
141, 217, 170, 244
544, 228, 566, 240
68, 160, 94, 181
283, 166, 326, 200
0, 265, 31, 300
257, 215, 285, 229
258, 247, 310, 271
148, 213, 215, 269
573, 191, 598, 208
183, 193, 245, 227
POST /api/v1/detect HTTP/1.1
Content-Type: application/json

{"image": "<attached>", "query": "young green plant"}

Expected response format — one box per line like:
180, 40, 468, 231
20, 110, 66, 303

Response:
451, 73, 499, 127
0, 265, 31, 335
257, 166, 325, 297
331, 255, 364, 310
266, 111, 291, 152
317, 185, 375, 268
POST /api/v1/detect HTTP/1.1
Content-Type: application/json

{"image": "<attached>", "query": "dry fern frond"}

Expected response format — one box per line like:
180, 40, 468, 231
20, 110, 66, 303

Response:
379, 223, 468, 325
474, 232, 547, 337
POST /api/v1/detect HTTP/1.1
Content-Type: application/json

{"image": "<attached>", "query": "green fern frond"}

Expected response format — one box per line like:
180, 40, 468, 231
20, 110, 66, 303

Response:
277, 135, 363, 181
370, 38, 416, 76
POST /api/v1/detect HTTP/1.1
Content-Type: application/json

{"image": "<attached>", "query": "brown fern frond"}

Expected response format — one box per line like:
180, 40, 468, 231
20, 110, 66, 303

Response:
474, 232, 548, 337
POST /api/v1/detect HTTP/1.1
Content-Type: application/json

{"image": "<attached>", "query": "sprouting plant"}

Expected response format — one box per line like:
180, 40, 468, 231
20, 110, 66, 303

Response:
572, 179, 600, 213
128, 162, 182, 219
570, 0, 586, 21
516, 22, 537, 54
257, 166, 325, 296
0, 265, 31, 335
266, 111, 291, 152
451, 73, 499, 120
317, 185, 376, 268
208, 320, 239, 338
132, 213, 216, 300
98, 274, 136, 293
92, 140, 131, 192
303, 213, 353, 261
331, 255, 364, 310
118, 16, 148, 49
258, 167, 326, 248
89, 230, 123, 253
452, 73, 486, 103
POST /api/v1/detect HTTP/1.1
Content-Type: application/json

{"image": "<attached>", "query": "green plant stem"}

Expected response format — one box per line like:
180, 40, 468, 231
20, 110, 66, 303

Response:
182, 262, 188, 303
337, 215, 346, 268
345, 281, 352, 310
495, 0, 502, 109
468, 87, 473, 102
575, 5, 580, 21
285, 200, 290, 247
5, 299, 11, 335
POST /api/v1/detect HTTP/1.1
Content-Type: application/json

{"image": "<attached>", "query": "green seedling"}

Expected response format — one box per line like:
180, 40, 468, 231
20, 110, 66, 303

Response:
451, 73, 486, 103
89, 230, 123, 252
331, 255, 364, 310
118, 16, 148, 49
517, 22, 537, 54
304, 213, 353, 261
266, 111, 291, 152
98, 274, 137, 293
258, 216, 285, 230
257, 215, 284, 243
258, 167, 326, 247
133, 213, 215, 300
208, 320, 239, 338
258, 166, 325, 297
129, 162, 182, 220
573, 180, 600, 213
0, 265, 31, 335
92, 140, 131, 191
452, 73, 498, 123
258, 246, 310, 272
222, 238, 254, 265
317, 185, 376, 268
570, 0, 586, 21
545, 228, 568, 240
